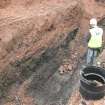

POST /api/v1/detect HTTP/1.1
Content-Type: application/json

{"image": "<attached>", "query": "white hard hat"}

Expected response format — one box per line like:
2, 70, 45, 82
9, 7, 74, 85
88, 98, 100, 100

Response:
90, 18, 97, 26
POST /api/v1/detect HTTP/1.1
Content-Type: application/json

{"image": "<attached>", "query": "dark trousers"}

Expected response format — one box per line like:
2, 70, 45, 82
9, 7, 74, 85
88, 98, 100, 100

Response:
86, 48, 100, 65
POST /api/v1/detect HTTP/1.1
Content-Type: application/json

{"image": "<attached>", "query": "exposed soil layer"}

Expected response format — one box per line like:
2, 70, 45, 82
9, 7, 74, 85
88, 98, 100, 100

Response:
0, 0, 105, 105
95, 0, 105, 3
0, 0, 82, 105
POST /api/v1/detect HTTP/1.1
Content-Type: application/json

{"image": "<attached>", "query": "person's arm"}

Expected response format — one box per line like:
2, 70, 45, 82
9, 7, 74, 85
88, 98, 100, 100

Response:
83, 32, 91, 46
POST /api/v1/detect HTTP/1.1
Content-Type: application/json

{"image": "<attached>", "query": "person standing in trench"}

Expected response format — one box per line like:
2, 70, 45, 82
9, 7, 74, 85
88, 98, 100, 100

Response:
85, 18, 103, 65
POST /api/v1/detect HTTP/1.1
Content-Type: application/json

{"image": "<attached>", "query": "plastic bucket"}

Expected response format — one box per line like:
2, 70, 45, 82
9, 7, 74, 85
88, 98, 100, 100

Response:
79, 66, 105, 100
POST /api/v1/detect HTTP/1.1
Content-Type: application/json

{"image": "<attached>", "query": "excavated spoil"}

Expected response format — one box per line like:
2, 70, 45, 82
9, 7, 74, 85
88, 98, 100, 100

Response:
0, 0, 83, 104
1, 29, 80, 105
1, 0, 105, 105
1, 28, 80, 105
0, 0, 11, 8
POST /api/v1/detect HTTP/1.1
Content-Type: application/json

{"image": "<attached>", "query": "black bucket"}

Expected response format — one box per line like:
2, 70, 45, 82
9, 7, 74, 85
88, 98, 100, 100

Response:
79, 66, 105, 100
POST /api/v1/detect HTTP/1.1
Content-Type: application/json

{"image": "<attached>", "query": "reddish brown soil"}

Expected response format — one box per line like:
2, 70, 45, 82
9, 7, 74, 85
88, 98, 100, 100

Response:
0, 0, 81, 69
0, 0, 82, 105
0, 0, 105, 105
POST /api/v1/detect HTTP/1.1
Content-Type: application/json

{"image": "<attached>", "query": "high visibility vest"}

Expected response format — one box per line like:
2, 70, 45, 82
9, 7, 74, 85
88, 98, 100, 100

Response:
88, 27, 103, 48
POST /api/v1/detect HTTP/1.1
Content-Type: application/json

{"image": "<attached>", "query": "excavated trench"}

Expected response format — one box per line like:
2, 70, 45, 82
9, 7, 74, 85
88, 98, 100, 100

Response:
1, 0, 105, 105
0, 1, 82, 104
1, 1, 105, 104
25, 29, 80, 105
0, 28, 82, 105
1, 15, 105, 105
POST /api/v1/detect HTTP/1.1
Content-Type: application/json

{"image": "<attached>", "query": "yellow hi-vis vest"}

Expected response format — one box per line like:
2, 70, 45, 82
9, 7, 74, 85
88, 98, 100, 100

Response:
88, 27, 103, 48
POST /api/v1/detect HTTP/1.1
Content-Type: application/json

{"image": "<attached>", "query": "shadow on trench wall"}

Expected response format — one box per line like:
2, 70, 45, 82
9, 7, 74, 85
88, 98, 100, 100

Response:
25, 29, 79, 105
0, 28, 79, 105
